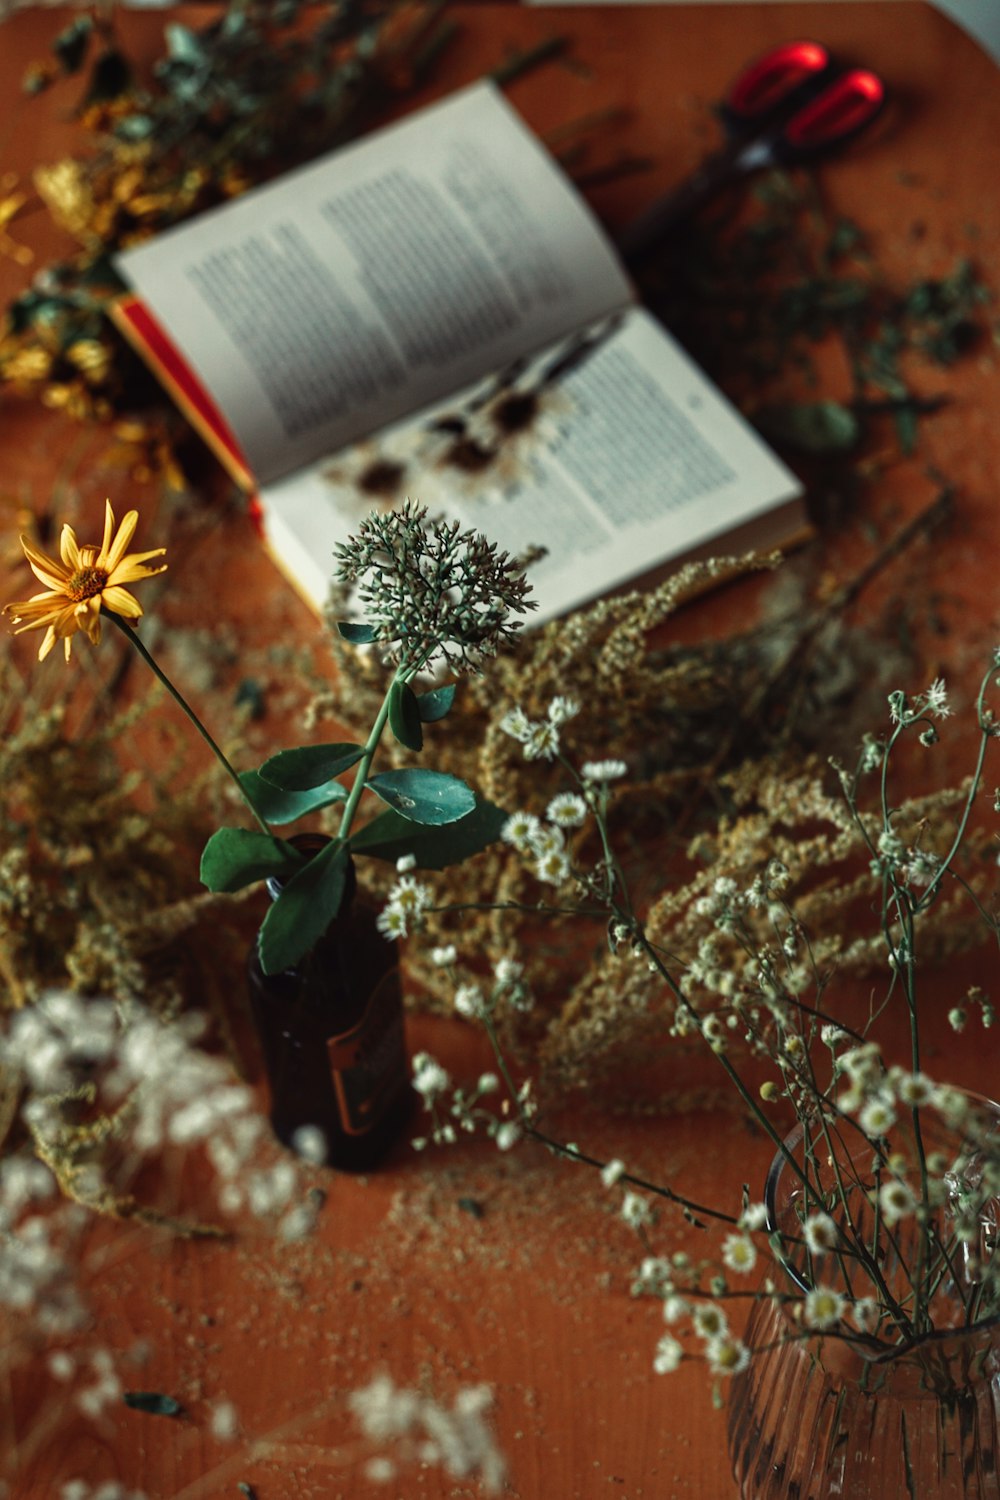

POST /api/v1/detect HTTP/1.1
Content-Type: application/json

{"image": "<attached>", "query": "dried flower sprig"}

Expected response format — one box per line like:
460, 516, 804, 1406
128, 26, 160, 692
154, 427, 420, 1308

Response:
412, 650, 1000, 1395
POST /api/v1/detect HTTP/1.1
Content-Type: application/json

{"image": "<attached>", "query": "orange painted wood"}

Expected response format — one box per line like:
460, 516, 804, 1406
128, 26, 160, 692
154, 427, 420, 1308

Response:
1, 6, 999, 1499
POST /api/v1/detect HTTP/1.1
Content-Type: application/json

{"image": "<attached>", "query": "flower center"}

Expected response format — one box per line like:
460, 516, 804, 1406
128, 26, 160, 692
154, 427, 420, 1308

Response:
67, 565, 109, 602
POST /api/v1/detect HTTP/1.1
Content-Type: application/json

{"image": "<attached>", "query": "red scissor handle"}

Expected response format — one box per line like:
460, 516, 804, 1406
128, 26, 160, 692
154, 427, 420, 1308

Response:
780, 69, 887, 158
724, 40, 832, 126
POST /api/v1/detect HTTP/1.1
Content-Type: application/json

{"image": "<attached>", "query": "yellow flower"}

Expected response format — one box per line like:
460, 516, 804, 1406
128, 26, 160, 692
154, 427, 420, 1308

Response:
3, 499, 166, 662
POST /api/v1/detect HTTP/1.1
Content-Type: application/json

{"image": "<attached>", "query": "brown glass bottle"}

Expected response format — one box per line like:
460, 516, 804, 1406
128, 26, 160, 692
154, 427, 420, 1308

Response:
246, 835, 413, 1171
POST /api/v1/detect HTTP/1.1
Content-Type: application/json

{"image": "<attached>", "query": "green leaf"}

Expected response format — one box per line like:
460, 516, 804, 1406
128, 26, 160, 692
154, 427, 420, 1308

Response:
53, 16, 93, 74
200, 828, 301, 892
388, 679, 423, 752
351, 797, 506, 866
417, 684, 456, 723
123, 1391, 184, 1418
367, 769, 475, 826
238, 770, 347, 826
259, 742, 364, 791
164, 23, 206, 67
336, 621, 378, 644
257, 842, 348, 976
755, 400, 860, 455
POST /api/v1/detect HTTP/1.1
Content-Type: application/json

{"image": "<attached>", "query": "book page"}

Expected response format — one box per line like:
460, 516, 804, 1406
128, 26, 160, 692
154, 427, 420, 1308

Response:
256, 308, 805, 624
114, 83, 631, 487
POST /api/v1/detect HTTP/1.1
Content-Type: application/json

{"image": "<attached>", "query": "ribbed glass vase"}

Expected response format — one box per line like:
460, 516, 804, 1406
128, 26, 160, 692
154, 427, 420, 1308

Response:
728, 1100, 1000, 1500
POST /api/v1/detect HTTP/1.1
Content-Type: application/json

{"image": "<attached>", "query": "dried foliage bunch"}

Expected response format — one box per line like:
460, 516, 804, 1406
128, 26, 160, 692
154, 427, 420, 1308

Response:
409, 656, 1000, 1394
650, 174, 995, 465
322, 501, 989, 1089
0, 0, 462, 427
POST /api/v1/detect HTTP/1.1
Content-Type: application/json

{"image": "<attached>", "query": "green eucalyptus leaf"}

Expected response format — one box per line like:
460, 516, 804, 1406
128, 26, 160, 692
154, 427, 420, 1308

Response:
417, 684, 456, 723
200, 828, 301, 892
259, 742, 364, 791
388, 679, 423, 752
164, 23, 206, 67
755, 400, 859, 455
366, 769, 476, 827
123, 1391, 184, 1418
336, 621, 379, 644
350, 797, 507, 868
257, 841, 348, 976
238, 770, 347, 826
53, 16, 93, 74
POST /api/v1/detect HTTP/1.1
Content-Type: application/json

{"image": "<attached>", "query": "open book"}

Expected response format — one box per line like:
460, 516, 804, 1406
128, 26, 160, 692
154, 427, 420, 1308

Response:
113, 82, 807, 624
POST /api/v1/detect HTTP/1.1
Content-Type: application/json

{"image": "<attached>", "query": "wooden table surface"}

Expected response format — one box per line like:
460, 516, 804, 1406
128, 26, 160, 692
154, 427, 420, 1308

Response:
2, 5, 999, 1499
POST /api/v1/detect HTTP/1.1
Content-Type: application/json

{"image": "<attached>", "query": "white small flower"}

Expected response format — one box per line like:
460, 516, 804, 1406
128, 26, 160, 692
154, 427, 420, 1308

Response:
495, 1122, 521, 1152
653, 1334, 684, 1374
500, 811, 542, 853
499, 705, 533, 742
878, 1178, 917, 1225
662, 1294, 689, 1323
705, 1336, 750, 1376
535, 851, 571, 886
923, 677, 952, 719
892, 1069, 936, 1107
692, 1303, 728, 1340
948, 1006, 967, 1033
395, 853, 417, 873
412, 1054, 450, 1100
802, 1287, 846, 1330
476, 1073, 499, 1094
581, 759, 628, 783
802, 1213, 838, 1256
524, 721, 560, 761
376, 904, 408, 940
851, 1297, 879, 1334
454, 984, 485, 1020
601, 1158, 626, 1188
621, 1191, 653, 1229
858, 1096, 897, 1137
738, 1203, 769, 1232
530, 824, 566, 857
493, 957, 523, 986
546, 792, 587, 828
388, 875, 433, 916
721, 1234, 757, 1274
547, 696, 580, 725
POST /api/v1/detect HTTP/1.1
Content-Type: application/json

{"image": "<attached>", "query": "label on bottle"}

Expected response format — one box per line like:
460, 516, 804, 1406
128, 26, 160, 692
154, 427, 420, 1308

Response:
327, 971, 408, 1136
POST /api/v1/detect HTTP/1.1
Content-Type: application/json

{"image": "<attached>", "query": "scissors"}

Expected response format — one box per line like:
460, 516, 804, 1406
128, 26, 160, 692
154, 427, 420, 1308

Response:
618, 40, 887, 266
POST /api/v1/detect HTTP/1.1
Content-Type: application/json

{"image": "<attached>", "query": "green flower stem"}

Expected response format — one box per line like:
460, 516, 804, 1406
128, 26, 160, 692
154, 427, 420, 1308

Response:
336, 665, 400, 844
105, 610, 272, 836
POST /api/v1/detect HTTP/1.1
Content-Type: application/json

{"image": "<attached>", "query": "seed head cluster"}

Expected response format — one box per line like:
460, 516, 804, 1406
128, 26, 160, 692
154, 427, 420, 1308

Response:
333, 500, 536, 672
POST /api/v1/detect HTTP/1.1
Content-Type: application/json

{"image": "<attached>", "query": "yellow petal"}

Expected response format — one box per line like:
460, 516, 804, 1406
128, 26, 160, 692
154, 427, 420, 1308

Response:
101, 584, 142, 619
75, 596, 103, 644
103, 509, 139, 572
59, 523, 81, 570
38, 625, 57, 661
107, 549, 167, 586
63, 635, 73, 662
99, 498, 115, 559
20, 536, 69, 591
4, 589, 65, 621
